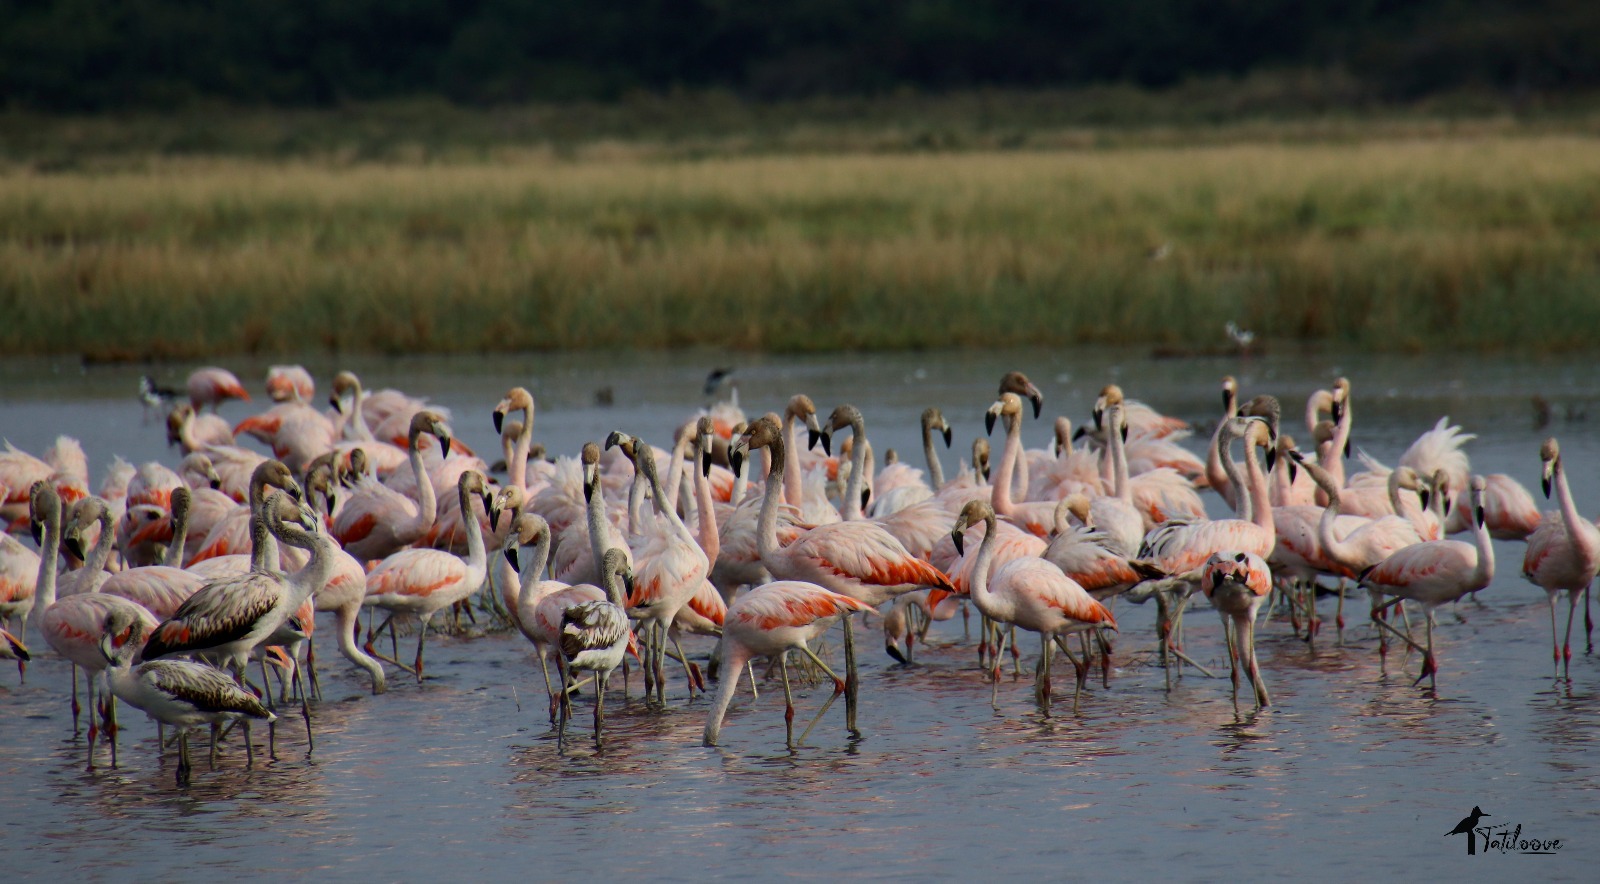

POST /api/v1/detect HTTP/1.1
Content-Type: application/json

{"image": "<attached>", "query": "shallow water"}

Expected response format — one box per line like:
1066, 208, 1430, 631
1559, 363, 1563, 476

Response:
2, 347, 1598, 879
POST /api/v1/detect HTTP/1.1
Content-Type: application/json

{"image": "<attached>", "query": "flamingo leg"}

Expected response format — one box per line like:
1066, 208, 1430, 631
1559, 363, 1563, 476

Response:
176, 732, 192, 787
537, 648, 558, 724
1224, 613, 1241, 711
305, 636, 323, 701
1415, 612, 1438, 690
1563, 590, 1581, 680
70, 664, 82, 737
1035, 633, 1052, 718
209, 723, 219, 769
841, 612, 860, 737
594, 671, 608, 751
557, 668, 572, 754
795, 645, 846, 746
294, 662, 314, 753
990, 626, 1007, 709
1335, 580, 1346, 646
1247, 615, 1270, 709
106, 694, 119, 769
781, 650, 795, 748
746, 660, 760, 700
1550, 594, 1563, 677
1009, 624, 1021, 677
1053, 634, 1087, 714
668, 631, 703, 698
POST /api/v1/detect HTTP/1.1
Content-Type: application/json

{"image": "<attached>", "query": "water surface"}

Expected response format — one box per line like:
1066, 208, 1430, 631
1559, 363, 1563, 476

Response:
2, 347, 1597, 880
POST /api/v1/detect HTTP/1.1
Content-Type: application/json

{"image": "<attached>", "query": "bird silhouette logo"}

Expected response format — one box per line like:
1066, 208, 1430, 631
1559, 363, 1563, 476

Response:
1446, 806, 1491, 855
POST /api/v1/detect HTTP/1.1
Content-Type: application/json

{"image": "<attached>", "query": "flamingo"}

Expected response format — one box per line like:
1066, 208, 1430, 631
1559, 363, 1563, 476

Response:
607, 430, 709, 704
98, 609, 275, 785
0, 529, 41, 631
186, 460, 304, 564
300, 464, 384, 695
984, 393, 1059, 538
265, 365, 315, 404
554, 547, 633, 752
100, 487, 206, 618
232, 399, 338, 474
703, 582, 872, 747
332, 411, 452, 561
360, 470, 493, 682
1201, 551, 1273, 710
186, 366, 251, 412
25, 481, 159, 766
1522, 438, 1599, 678
1092, 384, 1188, 439
732, 415, 953, 735
1360, 475, 1495, 689
492, 387, 536, 492
496, 512, 579, 720
139, 490, 335, 748
948, 500, 1117, 716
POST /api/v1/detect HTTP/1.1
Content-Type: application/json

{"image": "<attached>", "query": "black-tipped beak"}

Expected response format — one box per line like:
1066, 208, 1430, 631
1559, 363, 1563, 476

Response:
1221, 389, 1231, 411
209, 478, 221, 489
885, 643, 909, 665
1288, 461, 1298, 484
701, 450, 713, 478
605, 430, 625, 450
1120, 423, 1129, 442
65, 536, 85, 561
1072, 426, 1087, 441
1092, 406, 1104, 431
860, 487, 871, 511
729, 449, 744, 477
505, 547, 520, 573
818, 431, 831, 457
328, 395, 341, 412
1443, 496, 1453, 517
1028, 389, 1043, 419
493, 410, 504, 435
1476, 505, 1485, 529
438, 435, 453, 458
1344, 436, 1352, 459
30, 520, 43, 546
1543, 475, 1552, 499
623, 572, 636, 603
584, 478, 595, 503
488, 499, 501, 531
1331, 401, 1344, 424
327, 492, 337, 513
1420, 489, 1431, 511
952, 530, 965, 557
985, 412, 996, 436
1266, 447, 1277, 473
941, 426, 952, 448
807, 428, 822, 451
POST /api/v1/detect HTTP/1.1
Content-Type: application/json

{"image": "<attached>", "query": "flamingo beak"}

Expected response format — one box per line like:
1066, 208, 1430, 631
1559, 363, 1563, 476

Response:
817, 431, 831, 457
941, 426, 952, 448
1542, 464, 1553, 499
329, 395, 342, 413
505, 547, 520, 573
604, 431, 625, 450
1288, 461, 1298, 484
438, 434, 453, 458
65, 536, 85, 561
1419, 488, 1431, 511
1026, 386, 1043, 419
1265, 446, 1276, 473
951, 529, 965, 557
984, 409, 997, 436
1476, 505, 1485, 529
701, 449, 713, 478
860, 487, 871, 511
30, 519, 42, 547
493, 410, 504, 435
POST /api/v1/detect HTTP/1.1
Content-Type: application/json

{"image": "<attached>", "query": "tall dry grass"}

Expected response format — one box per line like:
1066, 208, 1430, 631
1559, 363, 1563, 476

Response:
3, 135, 1600, 358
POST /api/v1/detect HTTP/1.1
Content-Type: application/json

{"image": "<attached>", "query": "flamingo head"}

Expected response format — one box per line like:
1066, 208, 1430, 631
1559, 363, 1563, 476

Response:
999, 370, 1043, 419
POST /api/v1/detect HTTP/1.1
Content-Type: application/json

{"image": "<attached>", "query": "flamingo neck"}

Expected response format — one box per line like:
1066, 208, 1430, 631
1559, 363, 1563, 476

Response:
693, 444, 719, 562
409, 433, 438, 533
626, 467, 648, 537
511, 407, 532, 490
334, 603, 385, 694
782, 412, 804, 508
1470, 505, 1496, 589
1205, 418, 1236, 509
25, 501, 62, 639
164, 501, 190, 568
756, 440, 786, 563
702, 637, 754, 746
1108, 411, 1131, 503
968, 513, 1000, 617
1242, 435, 1274, 536
457, 483, 487, 576
1327, 402, 1351, 490
586, 465, 616, 569
842, 417, 867, 521
1555, 459, 1599, 563
83, 509, 116, 576
1316, 484, 1357, 571
516, 529, 554, 610
923, 419, 945, 489
349, 382, 374, 442
991, 415, 1021, 517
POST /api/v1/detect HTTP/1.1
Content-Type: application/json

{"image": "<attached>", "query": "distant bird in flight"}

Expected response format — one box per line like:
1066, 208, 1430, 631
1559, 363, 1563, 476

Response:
1225, 321, 1256, 350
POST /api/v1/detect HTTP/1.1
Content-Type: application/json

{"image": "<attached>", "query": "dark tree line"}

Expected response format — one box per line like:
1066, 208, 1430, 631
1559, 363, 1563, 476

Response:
2, 0, 1597, 110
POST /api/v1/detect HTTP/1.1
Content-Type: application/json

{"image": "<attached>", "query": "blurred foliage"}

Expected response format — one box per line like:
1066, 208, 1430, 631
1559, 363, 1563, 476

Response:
2, 0, 1599, 110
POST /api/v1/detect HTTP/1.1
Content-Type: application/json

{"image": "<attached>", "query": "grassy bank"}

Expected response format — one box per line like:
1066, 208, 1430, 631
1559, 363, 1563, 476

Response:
4, 129, 1600, 359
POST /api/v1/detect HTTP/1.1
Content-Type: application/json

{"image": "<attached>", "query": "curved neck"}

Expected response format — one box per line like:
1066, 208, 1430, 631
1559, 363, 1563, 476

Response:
627, 467, 648, 536
1469, 504, 1495, 588
923, 420, 945, 489
1242, 435, 1273, 535
756, 439, 786, 563
178, 413, 203, 452
517, 529, 554, 609
782, 412, 804, 508
991, 415, 1022, 516
969, 513, 999, 612
1107, 412, 1131, 502
334, 603, 385, 692
587, 466, 615, 567
408, 434, 439, 531
1012, 433, 1030, 502
26, 502, 62, 638
664, 434, 691, 516
163, 501, 190, 568
349, 382, 374, 442
693, 444, 719, 562
841, 418, 868, 521
83, 509, 115, 574
1326, 403, 1351, 491
1554, 458, 1597, 560
1206, 423, 1236, 510
1315, 484, 1358, 570
703, 636, 754, 746
1219, 430, 1251, 524
456, 482, 487, 572
278, 520, 335, 609
511, 407, 532, 489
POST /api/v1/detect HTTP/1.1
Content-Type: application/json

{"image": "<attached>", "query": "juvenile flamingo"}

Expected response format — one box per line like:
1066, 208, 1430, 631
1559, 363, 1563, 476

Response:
555, 547, 633, 752
99, 609, 275, 785
703, 582, 872, 747
1522, 438, 1599, 678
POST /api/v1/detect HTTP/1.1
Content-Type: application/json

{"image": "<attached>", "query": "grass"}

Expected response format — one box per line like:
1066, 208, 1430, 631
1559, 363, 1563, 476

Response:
4, 104, 1600, 358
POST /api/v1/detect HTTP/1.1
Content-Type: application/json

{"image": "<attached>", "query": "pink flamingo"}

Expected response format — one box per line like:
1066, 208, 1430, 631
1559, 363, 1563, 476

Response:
25, 481, 159, 767
360, 470, 493, 682
186, 460, 303, 564
1360, 475, 1495, 689
703, 581, 872, 747
497, 512, 581, 720
265, 365, 315, 404
1522, 438, 1599, 678
732, 414, 953, 735
985, 393, 1059, 538
100, 488, 206, 618
1201, 551, 1273, 710
332, 411, 451, 561
948, 500, 1117, 716
186, 367, 251, 412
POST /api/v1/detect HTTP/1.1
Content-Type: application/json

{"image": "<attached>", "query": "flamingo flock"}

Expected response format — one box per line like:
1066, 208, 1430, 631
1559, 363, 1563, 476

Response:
0, 361, 1587, 786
